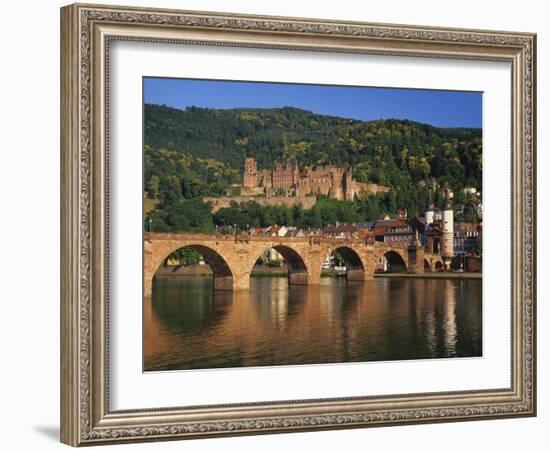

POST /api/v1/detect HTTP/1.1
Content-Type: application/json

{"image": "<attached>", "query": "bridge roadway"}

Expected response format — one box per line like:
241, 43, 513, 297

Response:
144, 232, 443, 296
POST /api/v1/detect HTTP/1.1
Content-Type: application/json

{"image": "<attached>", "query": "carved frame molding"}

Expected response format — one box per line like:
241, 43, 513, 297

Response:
61, 3, 536, 446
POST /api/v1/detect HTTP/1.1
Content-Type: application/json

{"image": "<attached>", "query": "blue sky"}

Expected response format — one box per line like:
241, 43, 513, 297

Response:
144, 77, 482, 128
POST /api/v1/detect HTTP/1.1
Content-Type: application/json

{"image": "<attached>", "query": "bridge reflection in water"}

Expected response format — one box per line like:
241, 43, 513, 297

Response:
144, 277, 482, 371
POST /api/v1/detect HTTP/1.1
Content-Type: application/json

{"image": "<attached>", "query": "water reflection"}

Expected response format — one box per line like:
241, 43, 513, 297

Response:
144, 277, 482, 371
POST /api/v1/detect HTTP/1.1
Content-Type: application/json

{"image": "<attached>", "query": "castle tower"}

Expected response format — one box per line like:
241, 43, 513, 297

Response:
342, 167, 353, 200
243, 157, 258, 188
441, 190, 454, 269
329, 167, 344, 200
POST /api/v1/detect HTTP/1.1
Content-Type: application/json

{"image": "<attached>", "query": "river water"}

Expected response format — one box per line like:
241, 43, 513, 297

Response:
144, 276, 482, 371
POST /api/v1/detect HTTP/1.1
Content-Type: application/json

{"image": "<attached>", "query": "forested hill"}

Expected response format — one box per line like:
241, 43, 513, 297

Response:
145, 103, 481, 188
144, 103, 482, 230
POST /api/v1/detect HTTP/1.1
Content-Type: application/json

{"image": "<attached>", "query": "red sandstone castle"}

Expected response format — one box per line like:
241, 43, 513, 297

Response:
241, 157, 389, 201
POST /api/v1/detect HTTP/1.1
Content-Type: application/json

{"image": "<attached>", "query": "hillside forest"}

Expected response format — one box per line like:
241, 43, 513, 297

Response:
144, 104, 482, 233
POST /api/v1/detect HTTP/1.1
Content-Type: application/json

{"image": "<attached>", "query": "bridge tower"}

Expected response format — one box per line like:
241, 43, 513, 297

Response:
441, 191, 454, 270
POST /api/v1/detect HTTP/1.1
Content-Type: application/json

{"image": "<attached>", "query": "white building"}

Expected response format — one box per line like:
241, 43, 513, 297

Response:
441, 194, 455, 270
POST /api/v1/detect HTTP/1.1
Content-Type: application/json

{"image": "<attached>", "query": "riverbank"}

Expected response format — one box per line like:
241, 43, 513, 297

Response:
155, 265, 212, 277
155, 265, 291, 278
155, 265, 481, 280
375, 272, 482, 279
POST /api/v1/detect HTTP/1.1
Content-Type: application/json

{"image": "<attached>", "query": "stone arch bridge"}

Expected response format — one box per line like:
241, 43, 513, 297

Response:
144, 232, 428, 296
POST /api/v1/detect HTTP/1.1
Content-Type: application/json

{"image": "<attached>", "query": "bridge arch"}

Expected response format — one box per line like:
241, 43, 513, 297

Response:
144, 233, 427, 295
383, 250, 408, 273
146, 242, 236, 295
251, 244, 311, 285
327, 245, 368, 281
424, 258, 433, 272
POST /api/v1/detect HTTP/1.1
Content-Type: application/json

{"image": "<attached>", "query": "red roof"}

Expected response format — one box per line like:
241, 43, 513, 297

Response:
372, 220, 409, 229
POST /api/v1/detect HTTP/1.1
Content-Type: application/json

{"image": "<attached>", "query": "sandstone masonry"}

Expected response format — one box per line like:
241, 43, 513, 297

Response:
241, 157, 389, 200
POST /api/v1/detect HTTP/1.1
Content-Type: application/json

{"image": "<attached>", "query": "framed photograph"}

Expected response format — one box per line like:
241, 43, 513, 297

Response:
60, 3, 536, 446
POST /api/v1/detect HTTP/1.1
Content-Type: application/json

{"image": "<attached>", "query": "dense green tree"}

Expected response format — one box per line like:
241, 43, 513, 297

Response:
143, 104, 482, 231
463, 205, 478, 224
148, 198, 213, 233
147, 175, 160, 198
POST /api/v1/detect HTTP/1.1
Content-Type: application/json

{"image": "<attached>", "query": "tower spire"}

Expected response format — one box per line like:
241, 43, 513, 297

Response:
441, 188, 454, 270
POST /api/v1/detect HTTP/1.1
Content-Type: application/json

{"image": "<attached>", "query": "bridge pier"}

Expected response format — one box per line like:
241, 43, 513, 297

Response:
412, 247, 425, 274
347, 268, 372, 281
231, 272, 251, 290
213, 275, 235, 291
289, 271, 308, 285
143, 244, 158, 297
308, 263, 321, 286
286, 269, 322, 286
144, 278, 153, 297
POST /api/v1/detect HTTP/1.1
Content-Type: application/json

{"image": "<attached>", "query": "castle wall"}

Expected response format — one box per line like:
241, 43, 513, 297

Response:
203, 195, 317, 212
241, 186, 265, 196
272, 162, 297, 190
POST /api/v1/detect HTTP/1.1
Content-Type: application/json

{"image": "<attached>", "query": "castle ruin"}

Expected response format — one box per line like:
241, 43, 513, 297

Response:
241, 157, 389, 201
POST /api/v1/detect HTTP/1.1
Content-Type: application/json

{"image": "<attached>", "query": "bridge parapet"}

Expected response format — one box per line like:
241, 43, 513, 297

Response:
146, 231, 378, 246
145, 231, 234, 241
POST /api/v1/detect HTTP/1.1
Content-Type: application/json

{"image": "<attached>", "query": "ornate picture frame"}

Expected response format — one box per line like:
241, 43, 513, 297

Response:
60, 3, 536, 446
